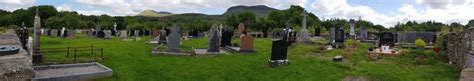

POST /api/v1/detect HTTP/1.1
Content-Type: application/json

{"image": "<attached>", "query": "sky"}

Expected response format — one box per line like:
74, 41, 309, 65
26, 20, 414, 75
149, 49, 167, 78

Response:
1, 0, 474, 28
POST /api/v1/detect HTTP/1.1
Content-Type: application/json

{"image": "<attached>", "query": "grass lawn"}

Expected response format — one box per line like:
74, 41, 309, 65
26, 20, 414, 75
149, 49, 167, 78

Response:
39, 34, 459, 81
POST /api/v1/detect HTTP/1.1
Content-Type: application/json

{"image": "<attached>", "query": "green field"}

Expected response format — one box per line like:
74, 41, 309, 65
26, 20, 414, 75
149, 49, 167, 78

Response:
39, 34, 459, 81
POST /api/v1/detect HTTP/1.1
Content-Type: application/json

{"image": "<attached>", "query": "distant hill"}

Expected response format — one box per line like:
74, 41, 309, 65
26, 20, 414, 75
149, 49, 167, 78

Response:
222, 5, 279, 17
137, 10, 174, 17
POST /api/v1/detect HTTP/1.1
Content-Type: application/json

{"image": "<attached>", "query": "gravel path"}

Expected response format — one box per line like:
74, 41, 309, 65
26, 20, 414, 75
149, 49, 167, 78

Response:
35, 66, 103, 77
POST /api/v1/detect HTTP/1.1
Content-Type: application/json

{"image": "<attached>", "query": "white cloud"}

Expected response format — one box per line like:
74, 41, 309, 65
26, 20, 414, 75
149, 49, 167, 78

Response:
399, 0, 474, 25
311, 0, 396, 27
56, 4, 72, 11
0, 0, 36, 11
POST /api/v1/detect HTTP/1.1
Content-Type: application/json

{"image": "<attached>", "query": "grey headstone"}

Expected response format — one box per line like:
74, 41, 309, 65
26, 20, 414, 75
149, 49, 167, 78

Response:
330, 28, 335, 43
167, 24, 181, 52
158, 29, 167, 44
207, 24, 220, 52
360, 27, 368, 40
119, 30, 128, 38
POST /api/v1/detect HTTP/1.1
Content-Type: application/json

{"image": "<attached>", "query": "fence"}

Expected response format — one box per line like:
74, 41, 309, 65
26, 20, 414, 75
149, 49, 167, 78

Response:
39, 45, 104, 63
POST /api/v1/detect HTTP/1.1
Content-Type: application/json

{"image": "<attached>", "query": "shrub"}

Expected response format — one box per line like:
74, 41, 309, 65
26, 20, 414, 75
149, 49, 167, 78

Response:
344, 39, 359, 48
415, 38, 426, 48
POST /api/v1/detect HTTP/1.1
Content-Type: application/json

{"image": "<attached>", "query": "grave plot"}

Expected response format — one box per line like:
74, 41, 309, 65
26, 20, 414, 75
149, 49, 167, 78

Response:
151, 24, 193, 55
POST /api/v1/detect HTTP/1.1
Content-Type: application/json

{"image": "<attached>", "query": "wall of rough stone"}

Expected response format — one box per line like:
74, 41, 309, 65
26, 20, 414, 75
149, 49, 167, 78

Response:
447, 28, 474, 70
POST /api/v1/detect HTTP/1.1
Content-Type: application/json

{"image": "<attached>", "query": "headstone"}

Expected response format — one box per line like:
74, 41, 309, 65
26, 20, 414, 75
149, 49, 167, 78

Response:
87, 29, 94, 37
151, 29, 160, 38
167, 24, 181, 52
349, 19, 356, 36
220, 29, 233, 47
129, 30, 135, 36
33, 8, 42, 63
119, 30, 128, 38
240, 35, 255, 52
111, 30, 117, 36
269, 28, 290, 67
104, 30, 112, 38
298, 11, 311, 44
51, 29, 58, 37
134, 30, 139, 37
61, 27, 66, 37
314, 27, 321, 36
330, 28, 335, 43
144, 30, 150, 36
379, 32, 395, 47
62, 29, 68, 38
360, 26, 368, 40
96, 30, 105, 38
158, 29, 167, 44
189, 29, 199, 37
335, 28, 345, 43
207, 24, 220, 52
235, 23, 245, 37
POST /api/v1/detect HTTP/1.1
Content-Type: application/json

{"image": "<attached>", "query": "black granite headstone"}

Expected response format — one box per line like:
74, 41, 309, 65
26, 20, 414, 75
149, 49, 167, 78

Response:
220, 30, 233, 47
335, 28, 345, 43
379, 32, 395, 47
97, 30, 105, 38
62, 30, 68, 37
315, 28, 321, 36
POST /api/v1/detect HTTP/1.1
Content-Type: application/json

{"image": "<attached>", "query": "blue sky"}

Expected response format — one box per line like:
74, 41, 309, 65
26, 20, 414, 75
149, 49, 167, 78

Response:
1, 0, 474, 27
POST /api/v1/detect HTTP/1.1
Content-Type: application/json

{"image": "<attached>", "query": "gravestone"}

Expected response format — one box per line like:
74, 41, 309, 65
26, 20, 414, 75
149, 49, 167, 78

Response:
51, 29, 58, 37
220, 28, 233, 47
87, 30, 94, 37
207, 24, 220, 52
144, 30, 150, 36
288, 32, 297, 45
104, 30, 112, 38
334, 28, 345, 48
330, 28, 335, 43
189, 29, 199, 37
151, 29, 160, 38
111, 30, 117, 36
379, 32, 396, 47
134, 30, 139, 37
360, 27, 368, 40
158, 29, 167, 44
61, 27, 66, 37
33, 8, 42, 63
240, 35, 255, 52
234, 23, 245, 37
314, 27, 321, 36
269, 28, 290, 67
96, 30, 105, 38
128, 30, 134, 36
62, 29, 68, 38
297, 11, 311, 44
119, 30, 128, 38
349, 19, 356, 37
167, 24, 181, 52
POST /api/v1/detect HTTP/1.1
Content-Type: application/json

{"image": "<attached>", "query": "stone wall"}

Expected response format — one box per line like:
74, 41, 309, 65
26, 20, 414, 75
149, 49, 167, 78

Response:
447, 28, 474, 70
0, 29, 35, 80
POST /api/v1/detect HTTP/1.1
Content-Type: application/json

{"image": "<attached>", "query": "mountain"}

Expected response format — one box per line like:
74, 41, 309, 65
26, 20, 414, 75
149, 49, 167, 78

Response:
222, 5, 279, 17
137, 10, 174, 17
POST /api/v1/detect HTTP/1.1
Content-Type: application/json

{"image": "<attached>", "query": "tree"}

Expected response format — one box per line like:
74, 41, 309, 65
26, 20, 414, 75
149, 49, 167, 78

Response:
225, 11, 257, 31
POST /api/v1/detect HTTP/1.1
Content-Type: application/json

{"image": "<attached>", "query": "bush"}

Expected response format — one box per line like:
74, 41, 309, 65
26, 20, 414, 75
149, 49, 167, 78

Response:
344, 39, 359, 48
415, 38, 426, 48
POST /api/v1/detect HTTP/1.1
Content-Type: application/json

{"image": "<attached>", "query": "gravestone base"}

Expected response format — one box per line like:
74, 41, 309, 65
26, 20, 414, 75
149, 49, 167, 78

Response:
268, 59, 288, 68
151, 48, 191, 56
333, 42, 345, 48
193, 49, 226, 55
224, 46, 255, 54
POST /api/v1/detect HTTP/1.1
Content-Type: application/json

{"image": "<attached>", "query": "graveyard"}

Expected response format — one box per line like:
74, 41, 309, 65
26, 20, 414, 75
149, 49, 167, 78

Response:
1, 1, 474, 81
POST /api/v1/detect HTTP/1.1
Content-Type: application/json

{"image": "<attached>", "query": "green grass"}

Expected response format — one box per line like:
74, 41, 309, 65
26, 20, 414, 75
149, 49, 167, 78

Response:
39, 34, 459, 81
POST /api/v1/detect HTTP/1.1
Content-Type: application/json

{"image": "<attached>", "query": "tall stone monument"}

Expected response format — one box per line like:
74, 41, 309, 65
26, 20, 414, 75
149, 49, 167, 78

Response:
167, 24, 181, 52
207, 24, 220, 52
33, 8, 42, 63
297, 11, 311, 44
349, 19, 356, 36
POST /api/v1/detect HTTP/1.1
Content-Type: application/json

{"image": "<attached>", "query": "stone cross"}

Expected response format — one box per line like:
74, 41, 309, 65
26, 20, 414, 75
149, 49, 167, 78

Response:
349, 19, 356, 36
298, 11, 311, 44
